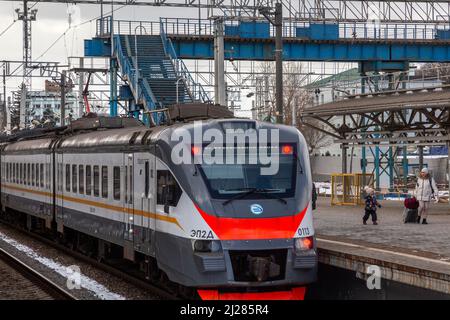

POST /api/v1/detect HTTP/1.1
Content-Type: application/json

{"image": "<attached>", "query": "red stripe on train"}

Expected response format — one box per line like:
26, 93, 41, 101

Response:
197, 287, 306, 300
194, 203, 308, 240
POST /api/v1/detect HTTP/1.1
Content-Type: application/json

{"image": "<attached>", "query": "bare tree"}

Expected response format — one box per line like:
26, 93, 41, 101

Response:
256, 61, 332, 154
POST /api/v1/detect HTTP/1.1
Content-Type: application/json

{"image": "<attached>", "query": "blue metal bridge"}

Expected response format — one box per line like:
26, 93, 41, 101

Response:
84, 16, 450, 125
90, 17, 450, 63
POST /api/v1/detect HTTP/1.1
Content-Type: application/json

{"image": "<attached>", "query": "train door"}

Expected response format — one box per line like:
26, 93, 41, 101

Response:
123, 153, 134, 261
55, 152, 64, 233
133, 151, 156, 256
43, 152, 52, 229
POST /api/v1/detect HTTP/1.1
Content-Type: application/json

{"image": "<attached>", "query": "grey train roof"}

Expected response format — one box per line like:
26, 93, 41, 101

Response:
1, 117, 304, 153
3, 138, 54, 152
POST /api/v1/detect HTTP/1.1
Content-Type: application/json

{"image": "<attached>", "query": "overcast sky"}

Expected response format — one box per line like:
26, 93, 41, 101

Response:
0, 2, 203, 89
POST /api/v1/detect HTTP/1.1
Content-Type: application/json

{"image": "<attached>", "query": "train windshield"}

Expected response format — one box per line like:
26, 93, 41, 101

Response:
198, 145, 297, 199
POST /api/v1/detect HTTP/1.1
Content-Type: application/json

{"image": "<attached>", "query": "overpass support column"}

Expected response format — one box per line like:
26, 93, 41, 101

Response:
342, 144, 348, 174
402, 147, 408, 192
109, 57, 118, 117
418, 146, 424, 170
214, 18, 226, 106
360, 75, 367, 186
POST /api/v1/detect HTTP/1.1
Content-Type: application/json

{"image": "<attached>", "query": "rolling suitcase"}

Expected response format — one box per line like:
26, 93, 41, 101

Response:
403, 208, 418, 223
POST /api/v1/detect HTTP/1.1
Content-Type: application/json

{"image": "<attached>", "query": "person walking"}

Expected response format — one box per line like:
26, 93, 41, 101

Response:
363, 187, 381, 225
414, 167, 439, 224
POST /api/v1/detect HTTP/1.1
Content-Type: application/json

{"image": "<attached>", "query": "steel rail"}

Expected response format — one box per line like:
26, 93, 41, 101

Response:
0, 246, 78, 300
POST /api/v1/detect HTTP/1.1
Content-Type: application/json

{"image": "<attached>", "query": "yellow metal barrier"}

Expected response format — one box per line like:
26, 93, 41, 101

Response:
331, 173, 374, 206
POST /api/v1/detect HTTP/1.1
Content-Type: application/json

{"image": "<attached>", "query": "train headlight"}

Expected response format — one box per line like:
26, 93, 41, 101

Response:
192, 240, 221, 253
294, 236, 314, 252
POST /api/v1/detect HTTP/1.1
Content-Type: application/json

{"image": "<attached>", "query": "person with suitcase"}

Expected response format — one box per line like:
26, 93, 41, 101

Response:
363, 187, 381, 225
414, 167, 439, 225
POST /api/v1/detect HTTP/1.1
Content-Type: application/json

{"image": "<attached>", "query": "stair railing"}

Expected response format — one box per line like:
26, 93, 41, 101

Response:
113, 35, 158, 119
160, 19, 211, 104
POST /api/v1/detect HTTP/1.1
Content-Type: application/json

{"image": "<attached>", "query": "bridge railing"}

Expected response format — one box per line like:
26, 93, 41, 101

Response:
112, 35, 157, 113
98, 16, 450, 41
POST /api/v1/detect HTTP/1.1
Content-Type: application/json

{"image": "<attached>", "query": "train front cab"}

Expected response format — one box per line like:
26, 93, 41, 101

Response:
153, 120, 318, 300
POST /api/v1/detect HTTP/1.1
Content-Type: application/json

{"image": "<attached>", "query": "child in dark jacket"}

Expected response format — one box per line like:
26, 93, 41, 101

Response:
363, 187, 381, 225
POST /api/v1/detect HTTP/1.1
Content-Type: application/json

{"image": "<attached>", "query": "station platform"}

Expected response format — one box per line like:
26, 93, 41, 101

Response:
314, 198, 450, 295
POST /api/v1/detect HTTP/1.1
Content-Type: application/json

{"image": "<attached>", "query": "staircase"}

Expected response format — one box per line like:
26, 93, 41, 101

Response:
114, 34, 208, 120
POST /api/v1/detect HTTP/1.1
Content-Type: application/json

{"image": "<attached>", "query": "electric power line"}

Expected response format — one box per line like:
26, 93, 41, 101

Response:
5, 3, 128, 81
0, 20, 17, 38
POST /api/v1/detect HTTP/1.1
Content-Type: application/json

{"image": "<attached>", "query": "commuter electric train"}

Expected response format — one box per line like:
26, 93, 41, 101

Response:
0, 107, 317, 300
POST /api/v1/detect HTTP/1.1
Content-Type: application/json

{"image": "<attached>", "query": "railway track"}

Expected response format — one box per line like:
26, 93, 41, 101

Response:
0, 220, 179, 300
0, 247, 77, 300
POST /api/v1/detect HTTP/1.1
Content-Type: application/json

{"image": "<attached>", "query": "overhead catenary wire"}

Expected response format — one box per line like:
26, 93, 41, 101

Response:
0, 20, 17, 38
6, 3, 129, 80
0, 2, 39, 39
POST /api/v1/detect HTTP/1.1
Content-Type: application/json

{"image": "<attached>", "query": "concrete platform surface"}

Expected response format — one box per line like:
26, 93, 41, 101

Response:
314, 198, 450, 295
314, 197, 450, 260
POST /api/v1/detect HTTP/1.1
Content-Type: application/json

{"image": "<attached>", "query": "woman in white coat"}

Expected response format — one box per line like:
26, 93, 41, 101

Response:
414, 167, 439, 224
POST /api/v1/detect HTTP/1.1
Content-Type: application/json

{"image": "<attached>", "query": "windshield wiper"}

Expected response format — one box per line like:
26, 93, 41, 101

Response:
222, 188, 287, 206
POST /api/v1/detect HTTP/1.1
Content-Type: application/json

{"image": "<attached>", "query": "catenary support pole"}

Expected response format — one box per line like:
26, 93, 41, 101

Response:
275, 2, 283, 124
214, 18, 226, 106
60, 70, 66, 126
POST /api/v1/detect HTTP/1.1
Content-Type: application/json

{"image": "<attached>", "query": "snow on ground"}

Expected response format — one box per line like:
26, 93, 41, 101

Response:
0, 231, 125, 300
314, 182, 332, 195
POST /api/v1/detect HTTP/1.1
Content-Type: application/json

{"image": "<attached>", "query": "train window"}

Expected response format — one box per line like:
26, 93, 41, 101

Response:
72, 164, 77, 193
124, 166, 128, 203
113, 166, 120, 201
101, 166, 108, 199
86, 166, 92, 196
156, 170, 182, 207
33, 163, 37, 187
124, 165, 133, 204
46, 163, 51, 189
93, 165, 99, 197
129, 166, 133, 204
27, 163, 31, 185
58, 164, 63, 191
40, 164, 44, 188
65, 164, 70, 192
144, 161, 149, 198
79, 165, 84, 194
